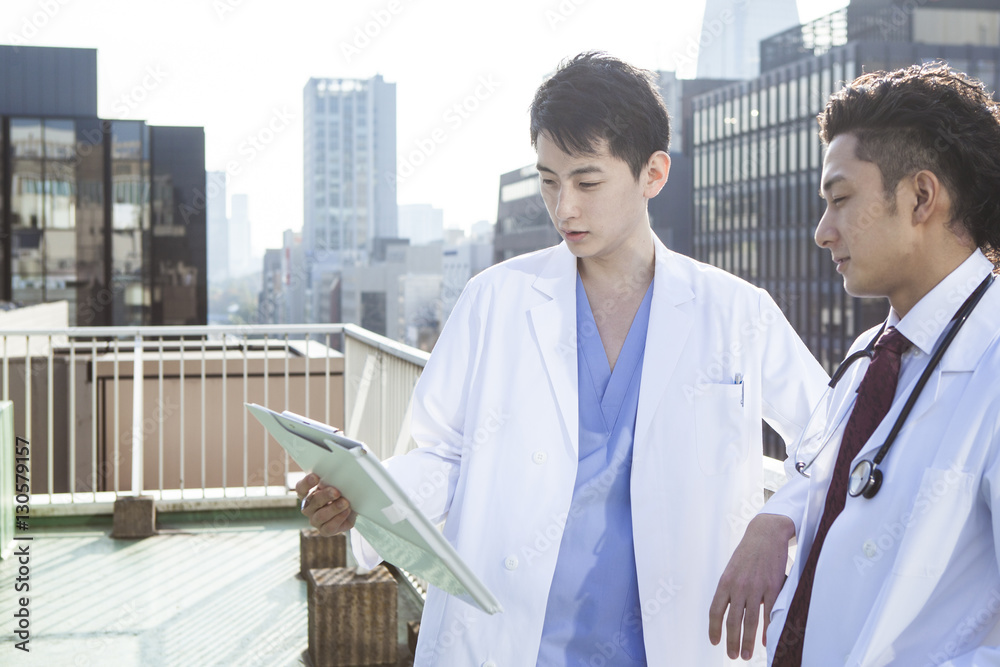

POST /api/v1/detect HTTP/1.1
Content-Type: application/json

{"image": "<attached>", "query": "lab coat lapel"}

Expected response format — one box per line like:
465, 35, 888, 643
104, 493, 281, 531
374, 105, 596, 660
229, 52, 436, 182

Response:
635, 238, 695, 446
528, 243, 580, 455
854, 284, 1000, 461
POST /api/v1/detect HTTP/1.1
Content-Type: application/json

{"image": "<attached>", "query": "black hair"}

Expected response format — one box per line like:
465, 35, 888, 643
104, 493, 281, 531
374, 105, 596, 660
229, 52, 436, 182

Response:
819, 62, 1000, 265
529, 51, 670, 180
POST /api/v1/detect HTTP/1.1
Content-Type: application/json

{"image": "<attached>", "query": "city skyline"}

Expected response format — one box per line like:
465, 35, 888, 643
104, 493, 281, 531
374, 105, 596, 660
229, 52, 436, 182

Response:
0, 0, 847, 259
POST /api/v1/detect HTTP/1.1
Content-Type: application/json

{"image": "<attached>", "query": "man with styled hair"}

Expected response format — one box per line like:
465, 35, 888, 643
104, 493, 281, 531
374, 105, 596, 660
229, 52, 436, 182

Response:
712, 62, 1000, 666
299, 51, 826, 665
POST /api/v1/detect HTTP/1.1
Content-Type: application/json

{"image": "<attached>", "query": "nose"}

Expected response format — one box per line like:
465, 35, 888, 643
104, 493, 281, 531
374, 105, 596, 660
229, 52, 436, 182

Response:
814, 206, 836, 249
554, 186, 579, 222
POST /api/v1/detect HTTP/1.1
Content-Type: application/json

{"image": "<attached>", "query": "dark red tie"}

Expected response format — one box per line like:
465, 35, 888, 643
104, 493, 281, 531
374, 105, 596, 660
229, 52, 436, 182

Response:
772, 326, 911, 666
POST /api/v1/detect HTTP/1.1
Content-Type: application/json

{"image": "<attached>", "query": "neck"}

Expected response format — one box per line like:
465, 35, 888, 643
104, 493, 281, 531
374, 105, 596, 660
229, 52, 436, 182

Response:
578, 228, 655, 292
889, 246, 976, 318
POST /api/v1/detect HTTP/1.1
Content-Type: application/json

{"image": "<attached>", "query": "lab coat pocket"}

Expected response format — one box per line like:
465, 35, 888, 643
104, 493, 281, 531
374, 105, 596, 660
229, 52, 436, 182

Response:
890, 465, 975, 578
695, 383, 747, 475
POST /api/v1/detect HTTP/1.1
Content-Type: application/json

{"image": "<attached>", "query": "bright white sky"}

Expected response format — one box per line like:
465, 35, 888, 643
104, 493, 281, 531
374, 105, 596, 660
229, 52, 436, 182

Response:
2, 0, 846, 257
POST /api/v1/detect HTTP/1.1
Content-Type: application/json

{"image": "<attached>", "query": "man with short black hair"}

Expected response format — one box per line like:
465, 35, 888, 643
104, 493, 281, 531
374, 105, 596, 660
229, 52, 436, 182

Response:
712, 62, 1000, 666
300, 52, 826, 665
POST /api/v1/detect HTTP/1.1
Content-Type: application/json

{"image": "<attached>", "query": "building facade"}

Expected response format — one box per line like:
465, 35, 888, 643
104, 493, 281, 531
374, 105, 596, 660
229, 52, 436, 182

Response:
0, 45, 207, 326
692, 0, 1000, 381
206, 170, 228, 285
696, 0, 801, 79
303, 76, 396, 267
398, 203, 444, 246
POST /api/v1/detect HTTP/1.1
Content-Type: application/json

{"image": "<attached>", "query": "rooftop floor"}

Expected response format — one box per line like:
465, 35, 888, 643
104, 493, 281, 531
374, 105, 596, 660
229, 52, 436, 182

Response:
0, 509, 420, 666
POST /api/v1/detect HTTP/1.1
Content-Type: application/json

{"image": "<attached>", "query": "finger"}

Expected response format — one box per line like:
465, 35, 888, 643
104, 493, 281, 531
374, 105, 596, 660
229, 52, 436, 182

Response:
295, 473, 318, 499
315, 506, 354, 536
725, 604, 744, 660
301, 486, 342, 517
708, 588, 729, 645
741, 603, 760, 660
311, 497, 352, 533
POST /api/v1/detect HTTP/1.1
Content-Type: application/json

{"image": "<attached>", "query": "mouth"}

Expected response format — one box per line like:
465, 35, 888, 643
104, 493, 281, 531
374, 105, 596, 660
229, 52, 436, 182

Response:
834, 256, 850, 273
561, 230, 588, 242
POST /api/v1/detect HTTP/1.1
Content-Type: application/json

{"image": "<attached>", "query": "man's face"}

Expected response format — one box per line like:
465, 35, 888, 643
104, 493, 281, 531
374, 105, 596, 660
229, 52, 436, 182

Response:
535, 132, 662, 264
816, 133, 919, 301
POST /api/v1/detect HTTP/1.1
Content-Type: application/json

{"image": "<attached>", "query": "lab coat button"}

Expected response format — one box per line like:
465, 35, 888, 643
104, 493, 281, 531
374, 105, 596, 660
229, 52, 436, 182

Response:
863, 540, 878, 558
504, 556, 518, 570
483, 662, 498, 667
532, 451, 547, 464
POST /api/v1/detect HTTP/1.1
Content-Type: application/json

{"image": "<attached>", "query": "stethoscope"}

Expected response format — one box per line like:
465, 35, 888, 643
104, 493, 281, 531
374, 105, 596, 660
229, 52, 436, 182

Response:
791, 272, 995, 499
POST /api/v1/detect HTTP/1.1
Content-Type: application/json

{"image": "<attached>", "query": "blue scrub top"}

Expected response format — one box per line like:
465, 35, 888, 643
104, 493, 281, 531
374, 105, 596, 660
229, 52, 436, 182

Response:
536, 273, 653, 666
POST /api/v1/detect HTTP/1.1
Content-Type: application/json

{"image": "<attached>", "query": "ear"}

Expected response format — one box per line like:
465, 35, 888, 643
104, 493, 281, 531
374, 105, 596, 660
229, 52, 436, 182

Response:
642, 151, 670, 199
910, 169, 947, 227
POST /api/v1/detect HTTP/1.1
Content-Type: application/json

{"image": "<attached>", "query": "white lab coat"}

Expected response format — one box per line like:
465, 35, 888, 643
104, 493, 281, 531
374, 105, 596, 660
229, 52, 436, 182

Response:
766, 258, 1000, 666
355, 235, 827, 666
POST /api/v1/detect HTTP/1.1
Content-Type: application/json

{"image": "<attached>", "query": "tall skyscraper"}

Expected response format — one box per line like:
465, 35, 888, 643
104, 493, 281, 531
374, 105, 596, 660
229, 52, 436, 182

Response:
696, 0, 801, 79
207, 170, 229, 284
303, 76, 397, 266
229, 194, 252, 277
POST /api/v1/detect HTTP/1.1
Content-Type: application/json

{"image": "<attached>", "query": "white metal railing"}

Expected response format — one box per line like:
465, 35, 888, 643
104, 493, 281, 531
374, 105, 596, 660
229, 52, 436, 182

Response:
0, 323, 428, 512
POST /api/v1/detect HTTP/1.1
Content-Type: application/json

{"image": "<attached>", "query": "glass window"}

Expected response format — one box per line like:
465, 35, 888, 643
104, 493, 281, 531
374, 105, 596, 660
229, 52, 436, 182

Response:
10, 118, 45, 306
975, 59, 997, 95
769, 85, 778, 126
779, 82, 788, 124
810, 71, 821, 115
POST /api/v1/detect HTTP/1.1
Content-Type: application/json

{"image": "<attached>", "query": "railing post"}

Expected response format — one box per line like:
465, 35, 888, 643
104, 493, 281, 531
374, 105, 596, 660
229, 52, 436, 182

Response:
132, 334, 144, 496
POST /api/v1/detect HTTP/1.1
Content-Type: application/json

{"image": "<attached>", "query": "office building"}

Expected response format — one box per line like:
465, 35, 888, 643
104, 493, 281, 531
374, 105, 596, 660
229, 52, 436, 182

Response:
492, 164, 558, 263
398, 203, 444, 245
303, 75, 396, 285
229, 194, 253, 278
257, 229, 307, 325
442, 237, 493, 323
696, 0, 801, 79
690, 0, 1000, 407
207, 170, 229, 284
0, 45, 207, 326
340, 242, 441, 342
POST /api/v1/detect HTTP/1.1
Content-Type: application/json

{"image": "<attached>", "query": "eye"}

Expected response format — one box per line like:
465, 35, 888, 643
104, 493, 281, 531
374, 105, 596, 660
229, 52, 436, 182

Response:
540, 178, 556, 186
579, 182, 599, 189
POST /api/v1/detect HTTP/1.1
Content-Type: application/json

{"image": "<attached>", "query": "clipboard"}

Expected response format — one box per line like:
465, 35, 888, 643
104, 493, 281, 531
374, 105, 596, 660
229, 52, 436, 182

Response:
246, 403, 503, 615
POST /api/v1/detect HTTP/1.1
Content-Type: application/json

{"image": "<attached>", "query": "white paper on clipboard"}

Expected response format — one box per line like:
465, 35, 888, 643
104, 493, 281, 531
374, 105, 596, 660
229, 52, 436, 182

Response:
246, 403, 503, 615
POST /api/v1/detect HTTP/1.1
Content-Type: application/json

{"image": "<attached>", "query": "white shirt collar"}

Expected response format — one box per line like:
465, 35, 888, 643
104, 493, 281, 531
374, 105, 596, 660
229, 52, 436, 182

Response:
890, 249, 994, 355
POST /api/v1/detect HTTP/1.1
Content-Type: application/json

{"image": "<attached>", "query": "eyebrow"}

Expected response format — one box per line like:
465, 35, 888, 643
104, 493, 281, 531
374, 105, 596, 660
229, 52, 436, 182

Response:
535, 163, 605, 177
819, 174, 846, 198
